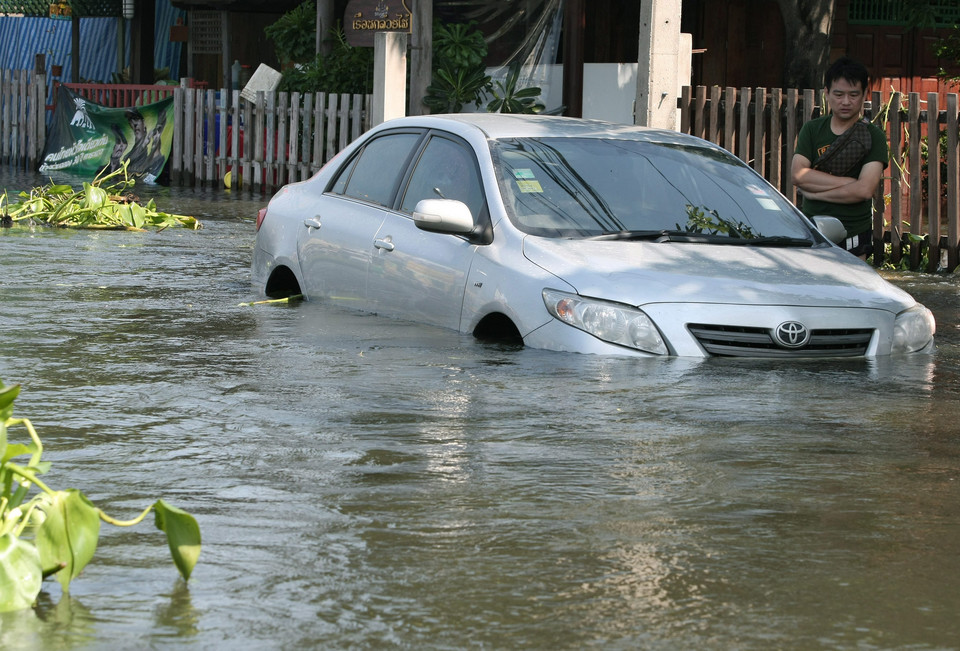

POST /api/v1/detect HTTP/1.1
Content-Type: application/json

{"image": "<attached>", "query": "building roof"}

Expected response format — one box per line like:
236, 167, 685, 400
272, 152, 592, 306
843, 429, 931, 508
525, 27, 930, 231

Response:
0, 0, 121, 17
170, 0, 304, 12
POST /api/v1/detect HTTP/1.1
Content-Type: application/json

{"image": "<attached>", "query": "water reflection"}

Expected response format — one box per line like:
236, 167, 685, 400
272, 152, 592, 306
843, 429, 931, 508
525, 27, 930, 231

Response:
1, 166, 959, 648
153, 581, 200, 639
0, 593, 97, 650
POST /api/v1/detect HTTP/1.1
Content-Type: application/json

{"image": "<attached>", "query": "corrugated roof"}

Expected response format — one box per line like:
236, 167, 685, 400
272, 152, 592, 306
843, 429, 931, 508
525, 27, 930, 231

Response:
0, 0, 123, 17
170, 0, 303, 12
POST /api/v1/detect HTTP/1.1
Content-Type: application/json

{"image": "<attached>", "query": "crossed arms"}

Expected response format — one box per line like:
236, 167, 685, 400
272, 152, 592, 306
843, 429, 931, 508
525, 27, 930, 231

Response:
791, 156, 884, 203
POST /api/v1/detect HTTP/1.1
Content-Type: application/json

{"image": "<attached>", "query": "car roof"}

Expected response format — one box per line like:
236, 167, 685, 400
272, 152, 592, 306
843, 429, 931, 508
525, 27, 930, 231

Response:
373, 114, 718, 148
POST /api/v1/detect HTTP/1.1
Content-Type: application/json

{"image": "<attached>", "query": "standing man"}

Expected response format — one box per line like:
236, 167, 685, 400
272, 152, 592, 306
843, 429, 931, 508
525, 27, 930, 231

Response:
792, 57, 888, 259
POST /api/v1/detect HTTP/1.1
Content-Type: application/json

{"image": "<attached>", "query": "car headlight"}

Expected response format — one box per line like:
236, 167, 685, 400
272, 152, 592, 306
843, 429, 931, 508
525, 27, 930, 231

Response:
542, 289, 669, 354
892, 304, 936, 354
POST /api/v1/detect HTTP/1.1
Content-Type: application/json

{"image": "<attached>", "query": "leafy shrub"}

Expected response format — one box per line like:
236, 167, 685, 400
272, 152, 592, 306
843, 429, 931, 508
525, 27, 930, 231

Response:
277, 26, 374, 95
265, 0, 317, 67
423, 21, 492, 113
0, 381, 201, 612
486, 63, 545, 114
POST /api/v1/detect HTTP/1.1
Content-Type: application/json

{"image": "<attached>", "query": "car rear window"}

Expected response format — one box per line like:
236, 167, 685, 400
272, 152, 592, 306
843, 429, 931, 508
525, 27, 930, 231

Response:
334, 132, 422, 207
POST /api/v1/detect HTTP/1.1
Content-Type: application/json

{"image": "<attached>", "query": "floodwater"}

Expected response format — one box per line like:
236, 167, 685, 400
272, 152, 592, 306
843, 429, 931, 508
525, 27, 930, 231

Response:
1, 167, 959, 650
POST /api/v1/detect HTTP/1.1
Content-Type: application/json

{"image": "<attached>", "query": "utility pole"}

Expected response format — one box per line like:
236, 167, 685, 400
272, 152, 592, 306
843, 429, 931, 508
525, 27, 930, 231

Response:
635, 0, 683, 129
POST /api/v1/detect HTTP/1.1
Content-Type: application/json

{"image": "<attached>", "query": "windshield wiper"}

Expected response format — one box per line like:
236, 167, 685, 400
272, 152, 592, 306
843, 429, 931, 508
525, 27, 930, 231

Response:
585, 230, 744, 243
736, 236, 814, 247
585, 231, 815, 247
584, 228, 711, 242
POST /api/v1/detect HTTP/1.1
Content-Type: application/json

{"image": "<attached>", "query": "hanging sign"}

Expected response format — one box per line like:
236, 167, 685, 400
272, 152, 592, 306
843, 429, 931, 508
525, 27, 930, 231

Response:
344, 0, 412, 47
39, 85, 174, 183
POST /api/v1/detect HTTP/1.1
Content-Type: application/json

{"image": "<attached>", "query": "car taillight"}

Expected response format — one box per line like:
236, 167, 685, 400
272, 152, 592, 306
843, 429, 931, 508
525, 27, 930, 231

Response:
256, 207, 267, 231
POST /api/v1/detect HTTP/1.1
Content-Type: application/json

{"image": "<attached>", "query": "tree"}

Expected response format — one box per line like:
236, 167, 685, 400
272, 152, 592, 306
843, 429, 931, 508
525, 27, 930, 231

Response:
775, 0, 835, 89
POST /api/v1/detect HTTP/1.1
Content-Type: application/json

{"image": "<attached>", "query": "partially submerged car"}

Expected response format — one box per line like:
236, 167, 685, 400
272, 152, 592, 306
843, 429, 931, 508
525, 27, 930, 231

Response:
252, 114, 935, 357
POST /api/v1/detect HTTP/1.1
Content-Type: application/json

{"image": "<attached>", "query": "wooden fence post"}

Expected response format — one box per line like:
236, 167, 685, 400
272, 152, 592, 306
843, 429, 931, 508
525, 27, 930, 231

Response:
205, 88, 216, 184
871, 90, 885, 267
784, 88, 799, 202
679, 85, 691, 134
769, 88, 782, 193
889, 92, 904, 267
723, 87, 736, 155
300, 91, 312, 180
172, 87, 183, 185
948, 94, 959, 271
312, 91, 325, 173
908, 93, 923, 269
926, 93, 940, 272
738, 87, 751, 166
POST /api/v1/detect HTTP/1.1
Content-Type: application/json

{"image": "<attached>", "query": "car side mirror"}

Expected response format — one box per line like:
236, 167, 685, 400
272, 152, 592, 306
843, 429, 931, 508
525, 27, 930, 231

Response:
812, 215, 847, 244
413, 198, 475, 234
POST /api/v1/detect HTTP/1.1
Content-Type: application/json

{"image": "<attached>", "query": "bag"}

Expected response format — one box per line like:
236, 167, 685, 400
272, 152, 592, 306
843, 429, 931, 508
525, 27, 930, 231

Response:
813, 119, 872, 177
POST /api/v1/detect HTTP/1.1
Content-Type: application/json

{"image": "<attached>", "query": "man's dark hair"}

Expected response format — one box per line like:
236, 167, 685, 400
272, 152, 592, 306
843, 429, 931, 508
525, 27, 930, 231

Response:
824, 57, 869, 91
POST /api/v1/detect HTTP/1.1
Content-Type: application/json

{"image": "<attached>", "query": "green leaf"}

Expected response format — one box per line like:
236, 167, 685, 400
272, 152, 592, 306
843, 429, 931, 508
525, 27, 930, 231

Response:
0, 382, 20, 417
47, 184, 73, 196
129, 202, 147, 229
35, 490, 101, 592
514, 87, 543, 99
2, 443, 31, 465
0, 533, 42, 612
154, 499, 201, 581
83, 183, 108, 210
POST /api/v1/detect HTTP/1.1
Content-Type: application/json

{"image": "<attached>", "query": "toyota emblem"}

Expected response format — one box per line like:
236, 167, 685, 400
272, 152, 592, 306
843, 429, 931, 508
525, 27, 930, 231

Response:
774, 321, 810, 348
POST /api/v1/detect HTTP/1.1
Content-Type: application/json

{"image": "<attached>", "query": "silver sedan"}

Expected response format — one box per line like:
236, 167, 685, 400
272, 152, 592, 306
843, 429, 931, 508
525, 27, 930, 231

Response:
251, 114, 935, 357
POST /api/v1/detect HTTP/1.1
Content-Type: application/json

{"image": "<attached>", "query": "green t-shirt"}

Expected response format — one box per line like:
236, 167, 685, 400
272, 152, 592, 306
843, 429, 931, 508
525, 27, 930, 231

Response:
795, 114, 888, 236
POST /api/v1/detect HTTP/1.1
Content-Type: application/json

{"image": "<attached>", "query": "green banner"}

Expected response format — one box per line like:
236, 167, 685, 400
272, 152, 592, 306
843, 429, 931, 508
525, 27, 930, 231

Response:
39, 86, 174, 183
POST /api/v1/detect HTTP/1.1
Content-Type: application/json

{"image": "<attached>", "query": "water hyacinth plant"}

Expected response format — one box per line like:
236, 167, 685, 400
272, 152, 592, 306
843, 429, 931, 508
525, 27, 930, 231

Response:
0, 163, 201, 231
0, 381, 201, 613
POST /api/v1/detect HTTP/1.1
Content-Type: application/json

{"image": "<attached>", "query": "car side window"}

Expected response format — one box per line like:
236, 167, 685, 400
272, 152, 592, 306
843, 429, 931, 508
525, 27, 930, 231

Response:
400, 135, 485, 218
329, 154, 359, 195
336, 132, 421, 206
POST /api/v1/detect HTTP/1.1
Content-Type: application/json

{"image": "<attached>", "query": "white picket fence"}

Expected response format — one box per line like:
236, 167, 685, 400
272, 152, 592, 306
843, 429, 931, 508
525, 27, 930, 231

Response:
171, 87, 371, 193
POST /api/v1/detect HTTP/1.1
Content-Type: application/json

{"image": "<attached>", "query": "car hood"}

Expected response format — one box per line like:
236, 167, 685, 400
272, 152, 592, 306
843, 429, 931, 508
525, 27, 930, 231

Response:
522, 237, 915, 311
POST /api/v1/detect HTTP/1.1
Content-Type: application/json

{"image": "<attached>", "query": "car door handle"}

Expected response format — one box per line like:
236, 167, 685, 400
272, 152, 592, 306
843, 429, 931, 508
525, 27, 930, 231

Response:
303, 217, 322, 230
374, 237, 395, 252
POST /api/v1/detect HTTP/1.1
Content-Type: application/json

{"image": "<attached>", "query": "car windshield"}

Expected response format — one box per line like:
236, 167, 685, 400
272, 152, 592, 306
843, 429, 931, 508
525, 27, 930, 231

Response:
492, 137, 816, 244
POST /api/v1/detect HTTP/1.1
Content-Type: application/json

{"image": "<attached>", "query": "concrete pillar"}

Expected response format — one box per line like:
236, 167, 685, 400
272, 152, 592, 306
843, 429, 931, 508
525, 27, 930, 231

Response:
372, 32, 408, 126
677, 32, 692, 127
316, 0, 335, 56
408, 0, 432, 116
635, 0, 682, 129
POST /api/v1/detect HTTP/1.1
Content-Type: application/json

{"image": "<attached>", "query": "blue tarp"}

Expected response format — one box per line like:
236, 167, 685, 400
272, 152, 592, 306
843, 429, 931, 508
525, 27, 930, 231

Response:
0, 0, 185, 85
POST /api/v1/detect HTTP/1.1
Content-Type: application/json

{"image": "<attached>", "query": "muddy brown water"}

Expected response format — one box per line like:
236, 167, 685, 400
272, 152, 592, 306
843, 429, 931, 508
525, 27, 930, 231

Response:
2, 168, 959, 649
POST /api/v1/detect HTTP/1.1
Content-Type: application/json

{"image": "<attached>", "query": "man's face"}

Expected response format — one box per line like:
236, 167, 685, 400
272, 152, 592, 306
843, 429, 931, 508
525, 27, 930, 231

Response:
825, 77, 865, 121
131, 117, 146, 141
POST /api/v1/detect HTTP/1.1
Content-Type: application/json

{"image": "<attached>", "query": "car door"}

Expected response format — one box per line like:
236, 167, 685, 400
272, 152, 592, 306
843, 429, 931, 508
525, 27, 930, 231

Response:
368, 132, 488, 330
297, 130, 423, 307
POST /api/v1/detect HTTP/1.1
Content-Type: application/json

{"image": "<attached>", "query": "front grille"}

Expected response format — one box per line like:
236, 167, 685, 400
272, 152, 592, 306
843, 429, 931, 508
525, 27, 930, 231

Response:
688, 324, 874, 358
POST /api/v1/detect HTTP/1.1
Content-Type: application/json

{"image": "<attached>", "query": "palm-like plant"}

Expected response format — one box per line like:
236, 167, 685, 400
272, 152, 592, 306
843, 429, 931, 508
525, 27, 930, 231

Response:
423, 21, 492, 114
486, 63, 545, 114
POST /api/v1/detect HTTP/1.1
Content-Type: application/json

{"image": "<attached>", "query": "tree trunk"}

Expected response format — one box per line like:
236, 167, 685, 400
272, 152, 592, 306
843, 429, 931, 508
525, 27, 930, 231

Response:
776, 0, 835, 90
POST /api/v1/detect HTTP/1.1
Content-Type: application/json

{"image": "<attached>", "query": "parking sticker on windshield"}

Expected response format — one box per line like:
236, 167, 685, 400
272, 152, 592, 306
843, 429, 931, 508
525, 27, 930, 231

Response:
516, 179, 543, 193
513, 169, 543, 192
756, 197, 779, 210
